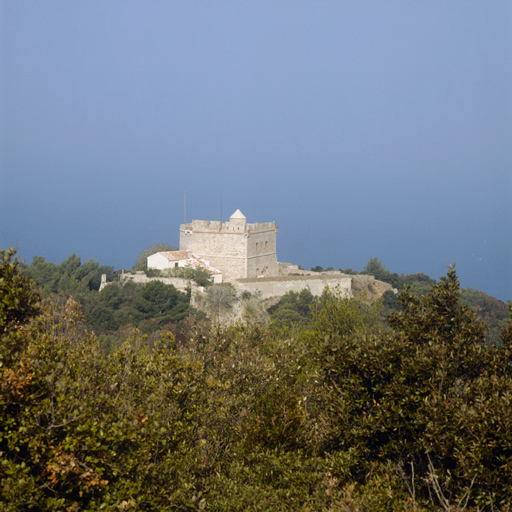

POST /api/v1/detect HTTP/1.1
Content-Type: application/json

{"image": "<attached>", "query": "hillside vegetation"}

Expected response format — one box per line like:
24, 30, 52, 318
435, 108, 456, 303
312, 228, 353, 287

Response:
21, 253, 509, 350
2, 247, 512, 510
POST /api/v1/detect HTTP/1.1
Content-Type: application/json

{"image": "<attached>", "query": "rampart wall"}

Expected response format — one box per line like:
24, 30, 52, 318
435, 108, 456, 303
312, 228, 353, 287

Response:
118, 272, 195, 293
235, 274, 352, 301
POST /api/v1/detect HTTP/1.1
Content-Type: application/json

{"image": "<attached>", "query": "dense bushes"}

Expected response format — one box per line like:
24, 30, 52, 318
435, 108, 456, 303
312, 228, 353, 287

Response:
267, 289, 314, 328
2, 249, 512, 510
1, 298, 208, 508
317, 269, 512, 508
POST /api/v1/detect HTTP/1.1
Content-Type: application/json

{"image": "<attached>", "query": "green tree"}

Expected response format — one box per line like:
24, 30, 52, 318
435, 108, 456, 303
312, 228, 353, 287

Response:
24, 254, 113, 294
134, 280, 189, 322
381, 289, 399, 311
5, 246, 512, 510
310, 284, 383, 340
0, 296, 210, 509
98, 282, 124, 310
0, 248, 41, 336
362, 257, 401, 288
271, 308, 304, 329
362, 257, 387, 277
407, 280, 433, 296
268, 289, 314, 328
320, 266, 512, 507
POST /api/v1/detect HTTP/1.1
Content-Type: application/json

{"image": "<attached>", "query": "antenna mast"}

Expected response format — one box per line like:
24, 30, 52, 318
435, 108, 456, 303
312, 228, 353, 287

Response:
184, 191, 186, 225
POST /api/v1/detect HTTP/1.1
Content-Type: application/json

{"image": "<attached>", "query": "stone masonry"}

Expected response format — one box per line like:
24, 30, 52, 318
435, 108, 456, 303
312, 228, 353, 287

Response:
179, 209, 279, 282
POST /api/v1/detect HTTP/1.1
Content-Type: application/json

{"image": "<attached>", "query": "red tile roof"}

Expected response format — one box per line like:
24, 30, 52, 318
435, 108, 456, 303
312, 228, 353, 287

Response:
159, 251, 191, 261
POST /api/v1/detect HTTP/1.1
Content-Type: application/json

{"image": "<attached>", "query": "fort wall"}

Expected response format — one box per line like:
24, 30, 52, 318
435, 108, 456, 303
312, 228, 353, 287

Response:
180, 228, 248, 281
119, 272, 195, 292
245, 227, 279, 277
179, 209, 278, 281
235, 274, 353, 301
100, 272, 198, 294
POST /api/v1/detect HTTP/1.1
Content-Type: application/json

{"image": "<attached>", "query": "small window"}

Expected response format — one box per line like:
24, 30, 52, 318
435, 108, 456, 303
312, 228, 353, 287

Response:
256, 243, 259, 252
265, 241, 268, 250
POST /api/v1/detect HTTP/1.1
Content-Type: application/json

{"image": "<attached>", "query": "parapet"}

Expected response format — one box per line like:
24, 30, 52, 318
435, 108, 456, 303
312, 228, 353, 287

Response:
246, 222, 276, 232
180, 219, 276, 234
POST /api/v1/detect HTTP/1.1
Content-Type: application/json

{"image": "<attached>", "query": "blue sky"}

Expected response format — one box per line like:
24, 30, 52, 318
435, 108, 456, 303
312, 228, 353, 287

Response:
1, 1, 511, 300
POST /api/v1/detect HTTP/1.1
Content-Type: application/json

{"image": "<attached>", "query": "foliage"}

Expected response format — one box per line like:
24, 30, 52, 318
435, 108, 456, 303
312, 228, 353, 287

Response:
144, 267, 163, 277
361, 257, 402, 289
0, 248, 41, 336
381, 289, 399, 310
460, 287, 509, 346
360, 258, 505, 345
134, 280, 189, 322
1, 298, 208, 510
162, 266, 214, 287
80, 280, 193, 353
22, 254, 196, 352
311, 265, 334, 272
270, 308, 305, 330
362, 258, 437, 294
267, 289, 314, 329
133, 242, 178, 271
310, 284, 383, 340
3, 249, 512, 510
318, 266, 512, 508
23, 254, 113, 294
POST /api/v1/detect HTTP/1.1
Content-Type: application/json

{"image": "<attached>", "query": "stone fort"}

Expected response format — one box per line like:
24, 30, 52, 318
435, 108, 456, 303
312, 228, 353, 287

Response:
99, 209, 394, 314
179, 209, 278, 282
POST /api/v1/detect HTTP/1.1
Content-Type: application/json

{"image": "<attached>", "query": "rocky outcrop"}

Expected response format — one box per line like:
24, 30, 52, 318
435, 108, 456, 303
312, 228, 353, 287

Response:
350, 274, 396, 303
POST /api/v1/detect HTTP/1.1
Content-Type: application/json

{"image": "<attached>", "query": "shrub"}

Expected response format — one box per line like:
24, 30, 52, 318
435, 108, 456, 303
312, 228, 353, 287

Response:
319, 267, 512, 508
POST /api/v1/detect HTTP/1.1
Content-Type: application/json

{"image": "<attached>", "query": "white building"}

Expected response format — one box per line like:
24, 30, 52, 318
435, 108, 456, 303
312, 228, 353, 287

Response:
147, 251, 223, 283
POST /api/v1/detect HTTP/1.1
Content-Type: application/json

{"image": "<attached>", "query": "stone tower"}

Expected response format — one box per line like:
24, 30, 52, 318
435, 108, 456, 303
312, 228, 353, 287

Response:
179, 209, 278, 281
